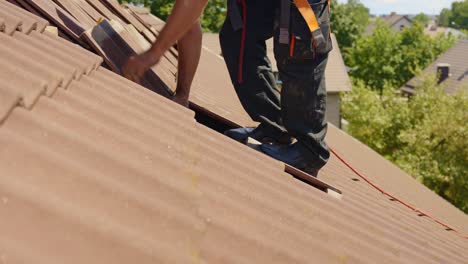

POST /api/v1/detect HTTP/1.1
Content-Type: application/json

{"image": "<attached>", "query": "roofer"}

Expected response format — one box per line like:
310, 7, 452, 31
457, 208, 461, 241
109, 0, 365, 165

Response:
122, 0, 208, 107
221, 0, 333, 176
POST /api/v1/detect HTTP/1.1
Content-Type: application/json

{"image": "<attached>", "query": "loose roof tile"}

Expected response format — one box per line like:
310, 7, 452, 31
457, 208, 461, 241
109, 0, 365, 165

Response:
83, 19, 173, 96
85, 0, 122, 22
22, 0, 85, 39
74, 0, 105, 23
52, 0, 95, 29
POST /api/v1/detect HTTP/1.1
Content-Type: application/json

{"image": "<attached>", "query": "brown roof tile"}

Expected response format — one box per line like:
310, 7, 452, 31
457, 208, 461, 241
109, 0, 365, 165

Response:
1, 0, 49, 32
1, 27, 468, 263
0, 0, 45, 33
22, 0, 85, 39
84, 0, 123, 22
53, 0, 95, 29
0, 8, 23, 35
3, 4, 468, 262
0, 85, 21, 123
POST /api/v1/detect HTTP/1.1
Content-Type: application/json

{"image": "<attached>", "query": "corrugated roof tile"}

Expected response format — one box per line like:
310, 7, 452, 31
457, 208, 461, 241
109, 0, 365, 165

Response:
0, 85, 21, 123
1, 33, 75, 90
13, 32, 91, 76
31, 30, 102, 70
0, 0, 49, 32
0, 8, 22, 35
0, 64, 46, 108
24, 0, 85, 39
0, 3, 36, 34
1, 3, 467, 263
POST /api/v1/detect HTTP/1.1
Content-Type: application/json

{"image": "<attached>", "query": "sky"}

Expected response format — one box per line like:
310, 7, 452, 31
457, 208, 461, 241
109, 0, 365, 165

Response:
338, 0, 459, 15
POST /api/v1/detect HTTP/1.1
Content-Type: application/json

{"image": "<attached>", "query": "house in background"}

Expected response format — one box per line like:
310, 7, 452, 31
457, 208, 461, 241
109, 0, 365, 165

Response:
383, 12, 413, 31
424, 21, 466, 39
202, 33, 352, 128
366, 12, 413, 35
401, 40, 468, 95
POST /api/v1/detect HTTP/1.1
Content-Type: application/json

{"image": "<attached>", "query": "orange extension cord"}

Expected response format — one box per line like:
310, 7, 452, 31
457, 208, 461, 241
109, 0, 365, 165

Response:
329, 147, 468, 239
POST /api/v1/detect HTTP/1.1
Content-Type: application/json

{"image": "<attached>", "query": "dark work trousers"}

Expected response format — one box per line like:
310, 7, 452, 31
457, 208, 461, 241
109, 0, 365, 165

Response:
220, 0, 331, 169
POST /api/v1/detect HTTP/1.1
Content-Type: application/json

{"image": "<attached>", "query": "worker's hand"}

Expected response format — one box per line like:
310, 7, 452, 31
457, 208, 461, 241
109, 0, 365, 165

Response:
122, 52, 159, 83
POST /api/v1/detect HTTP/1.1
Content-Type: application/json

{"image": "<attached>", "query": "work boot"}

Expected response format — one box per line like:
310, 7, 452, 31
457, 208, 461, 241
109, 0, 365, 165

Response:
225, 126, 293, 145
261, 143, 320, 177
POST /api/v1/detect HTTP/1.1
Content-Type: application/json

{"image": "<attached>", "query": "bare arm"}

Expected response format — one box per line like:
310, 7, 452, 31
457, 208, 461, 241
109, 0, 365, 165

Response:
122, 0, 208, 82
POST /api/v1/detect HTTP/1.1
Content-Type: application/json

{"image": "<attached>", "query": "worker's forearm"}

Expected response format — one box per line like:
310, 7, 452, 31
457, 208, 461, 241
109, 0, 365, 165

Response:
148, 0, 208, 63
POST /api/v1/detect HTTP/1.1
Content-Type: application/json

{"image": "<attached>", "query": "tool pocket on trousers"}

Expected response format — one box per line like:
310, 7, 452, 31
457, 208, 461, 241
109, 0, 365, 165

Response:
280, 0, 332, 62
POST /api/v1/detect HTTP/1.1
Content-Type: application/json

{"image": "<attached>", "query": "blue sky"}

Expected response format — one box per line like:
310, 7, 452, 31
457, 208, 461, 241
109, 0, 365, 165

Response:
338, 0, 459, 15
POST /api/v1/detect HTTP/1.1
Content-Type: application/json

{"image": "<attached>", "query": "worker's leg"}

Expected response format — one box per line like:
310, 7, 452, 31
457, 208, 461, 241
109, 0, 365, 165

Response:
261, 0, 332, 172
174, 21, 202, 107
280, 55, 330, 170
220, 0, 288, 141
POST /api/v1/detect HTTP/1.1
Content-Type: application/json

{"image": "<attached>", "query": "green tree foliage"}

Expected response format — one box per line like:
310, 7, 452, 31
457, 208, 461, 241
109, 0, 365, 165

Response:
330, 0, 370, 51
450, 0, 468, 29
150, 0, 174, 21
438, 8, 451, 27
438, 0, 468, 29
413, 13, 430, 26
342, 76, 468, 213
149, 0, 226, 32
347, 22, 457, 93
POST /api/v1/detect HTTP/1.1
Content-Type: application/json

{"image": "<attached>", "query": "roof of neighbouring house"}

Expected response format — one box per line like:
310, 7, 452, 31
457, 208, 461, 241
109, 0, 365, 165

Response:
424, 24, 466, 39
0, 1, 467, 263
202, 33, 352, 93
383, 13, 412, 27
365, 13, 413, 35
402, 40, 468, 95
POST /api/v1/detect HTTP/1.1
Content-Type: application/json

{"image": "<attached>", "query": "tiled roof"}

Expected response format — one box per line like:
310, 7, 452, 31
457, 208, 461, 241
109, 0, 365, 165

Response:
1, 2, 468, 263
202, 33, 352, 93
383, 13, 412, 27
402, 40, 468, 94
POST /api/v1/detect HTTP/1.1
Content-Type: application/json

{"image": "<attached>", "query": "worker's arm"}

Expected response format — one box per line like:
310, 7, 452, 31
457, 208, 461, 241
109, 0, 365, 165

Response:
173, 21, 202, 107
122, 0, 208, 83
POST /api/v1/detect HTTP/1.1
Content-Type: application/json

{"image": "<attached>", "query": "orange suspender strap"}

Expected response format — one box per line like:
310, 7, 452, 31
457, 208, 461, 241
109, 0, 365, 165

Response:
292, 0, 326, 50
292, 0, 320, 33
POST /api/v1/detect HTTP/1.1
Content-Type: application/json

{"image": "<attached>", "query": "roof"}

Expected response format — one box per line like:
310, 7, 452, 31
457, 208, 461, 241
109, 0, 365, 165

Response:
365, 14, 412, 35
402, 40, 468, 95
202, 33, 352, 93
384, 14, 412, 27
1, 2, 468, 263
424, 24, 466, 39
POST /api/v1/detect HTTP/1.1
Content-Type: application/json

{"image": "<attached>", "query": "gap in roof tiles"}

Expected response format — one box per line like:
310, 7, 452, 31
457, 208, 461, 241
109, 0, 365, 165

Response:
190, 103, 343, 198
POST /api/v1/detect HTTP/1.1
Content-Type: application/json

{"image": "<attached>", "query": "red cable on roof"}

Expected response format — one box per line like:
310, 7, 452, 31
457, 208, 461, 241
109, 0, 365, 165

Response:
329, 147, 468, 239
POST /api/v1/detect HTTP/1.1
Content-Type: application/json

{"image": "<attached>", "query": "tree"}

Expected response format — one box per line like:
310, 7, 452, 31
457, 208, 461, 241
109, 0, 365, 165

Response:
199, 0, 226, 33
342, 76, 468, 213
413, 13, 430, 26
438, 0, 468, 29
330, 0, 370, 51
347, 22, 457, 93
438, 8, 451, 27
449, 0, 468, 29
150, 0, 226, 32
